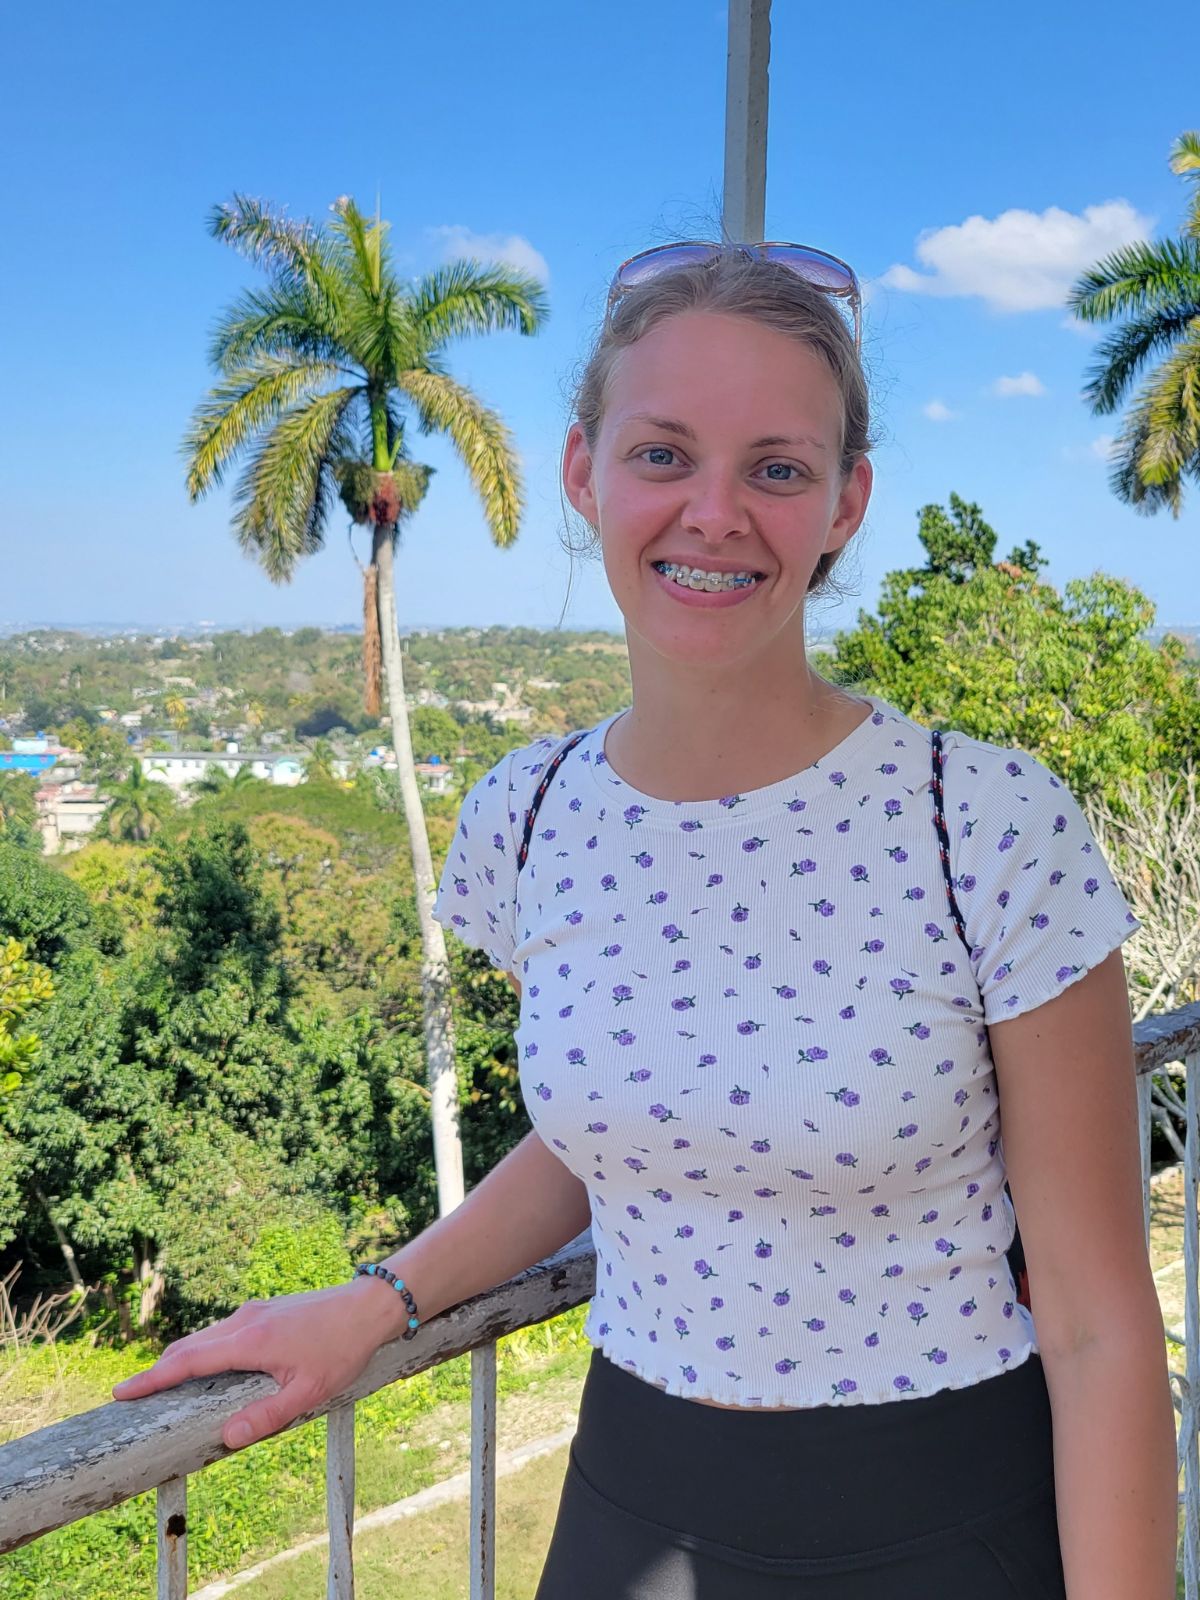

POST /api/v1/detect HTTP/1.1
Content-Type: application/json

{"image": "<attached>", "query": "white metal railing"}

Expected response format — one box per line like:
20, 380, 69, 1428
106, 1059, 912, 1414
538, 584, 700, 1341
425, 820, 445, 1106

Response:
2, 1003, 1199, 1597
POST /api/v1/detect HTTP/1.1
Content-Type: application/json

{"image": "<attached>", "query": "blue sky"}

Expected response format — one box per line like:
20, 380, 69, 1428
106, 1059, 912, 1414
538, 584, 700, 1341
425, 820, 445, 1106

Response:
1, 1, 1196, 637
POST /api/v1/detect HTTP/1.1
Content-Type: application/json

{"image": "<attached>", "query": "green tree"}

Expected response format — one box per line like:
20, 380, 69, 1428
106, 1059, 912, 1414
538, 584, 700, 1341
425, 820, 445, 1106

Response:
100, 763, 178, 842
1068, 131, 1200, 515
181, 193, 548, 1211
187, 761, 263, 799
831, 493, 1200, 794
0, 770, 40, 851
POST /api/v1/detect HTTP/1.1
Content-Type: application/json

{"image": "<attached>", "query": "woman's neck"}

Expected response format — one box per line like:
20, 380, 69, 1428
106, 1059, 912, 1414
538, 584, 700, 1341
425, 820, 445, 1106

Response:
603, 669, 874, 804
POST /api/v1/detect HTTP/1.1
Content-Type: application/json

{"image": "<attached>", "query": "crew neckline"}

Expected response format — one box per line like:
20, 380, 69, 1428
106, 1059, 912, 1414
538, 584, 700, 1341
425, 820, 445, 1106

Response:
582, 693, 890, 825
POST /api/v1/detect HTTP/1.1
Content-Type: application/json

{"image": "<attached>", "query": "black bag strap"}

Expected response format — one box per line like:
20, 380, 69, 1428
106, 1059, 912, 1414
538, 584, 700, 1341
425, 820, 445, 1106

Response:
516, 729, 589, 874
930, 727, 972, 958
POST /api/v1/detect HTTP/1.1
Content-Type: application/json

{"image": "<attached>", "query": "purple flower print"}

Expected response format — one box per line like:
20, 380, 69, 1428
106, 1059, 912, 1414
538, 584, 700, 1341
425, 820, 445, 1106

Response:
671, 995, 696, 1011
915, 1157, 933, 1174
601, 943, 623, 957
832, 1379, 858, 1398
654, 1273, 668, 1286
681, 1365, 698, 1383
919, 1210, 938, 1225
804, 1318, 826, 1333
586, 1121, 607, 1134
907, 1301, 928, 1325
836, 1152, 858, 1167
813, 958, 833, 978
533, 1083, 551, 1101
797, 1046, 830, 1064
612, 984, 633, 1003
865, 1332, 880, 1347
684, 1169, 707, 1181
675, 1224, 695, 1239
627, 1068, 651, 1084
745, 953, 762, 970
838, 1289, 857, 1305
673, 1137, 692, 1149
633, 851, 654, 868
871, 1204, 890, 1217
742, 836, 767, 853
624, 1156, 647, 1173
662, 923, 685, 942
754, 1239, 773, 1259
833, 1232, 856, 1248
649, 1188, 672, 1203
998, 1348, 1012, 1362
732, 902, 750, 923
750, 1138, 771, 1153
789, 860, 817, 878
754, 1186, 780, 1198
924, 1347, 948, 1365
775, 1357, 800, 1374
895, 1124, 918, 1139
715, 1335, 736, 1351
727, 1209, 744, 1222
935, 1238, 961, 1257
710, 1296, 724, 1310
776, 984, 798, 999
611, 1029, 636, 1047
647, 1103, 678, 1123
850, 864, 869, 882
566, 1047, 586, 1065
811, 899, 836, 917
893, 1376, 917, 1393
869, 1048, 894, 1066
889, 978, 914, 999
674, 1316, 689, 1337
694, 1259, 717, 1279
882, 1264, 904, 1279
811, 1205, 836, 1217
773, 1289, 791, 1307
626, 1205, 643, 1221
729, 1085, 751, 1105
959, 1298, 978, 1317
736, 1019, 763, 1035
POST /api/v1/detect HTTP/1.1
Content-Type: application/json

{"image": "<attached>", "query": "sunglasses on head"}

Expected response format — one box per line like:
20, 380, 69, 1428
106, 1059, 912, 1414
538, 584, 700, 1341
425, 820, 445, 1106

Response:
607, 241, 862, 351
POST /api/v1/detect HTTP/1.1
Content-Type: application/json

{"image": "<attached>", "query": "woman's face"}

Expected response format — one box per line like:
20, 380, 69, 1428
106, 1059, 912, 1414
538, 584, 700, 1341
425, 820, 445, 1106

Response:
563, 309, 871, 668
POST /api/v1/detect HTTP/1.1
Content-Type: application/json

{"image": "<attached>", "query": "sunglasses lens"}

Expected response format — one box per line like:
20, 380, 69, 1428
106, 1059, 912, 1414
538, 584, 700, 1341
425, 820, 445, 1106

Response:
762, 245, 857, 294
615, 244, 720, 291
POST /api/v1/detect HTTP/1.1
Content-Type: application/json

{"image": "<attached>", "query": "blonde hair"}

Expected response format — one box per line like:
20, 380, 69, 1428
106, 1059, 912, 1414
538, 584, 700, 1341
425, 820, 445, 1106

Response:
560, 252, 872, 606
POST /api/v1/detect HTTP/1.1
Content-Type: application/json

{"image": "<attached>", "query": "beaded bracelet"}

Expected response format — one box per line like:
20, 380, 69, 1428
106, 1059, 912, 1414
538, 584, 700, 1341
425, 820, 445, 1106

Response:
352, 1262, 421, 1340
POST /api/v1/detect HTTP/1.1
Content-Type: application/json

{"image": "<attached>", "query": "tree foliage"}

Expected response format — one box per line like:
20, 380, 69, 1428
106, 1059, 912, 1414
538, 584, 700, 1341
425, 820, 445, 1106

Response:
1068, 131, 1200, 515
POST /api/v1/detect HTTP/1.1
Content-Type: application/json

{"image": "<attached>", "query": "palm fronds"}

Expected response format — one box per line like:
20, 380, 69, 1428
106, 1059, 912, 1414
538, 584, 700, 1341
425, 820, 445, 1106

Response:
1068, 133, 1200, 516
398, 370, 523, 546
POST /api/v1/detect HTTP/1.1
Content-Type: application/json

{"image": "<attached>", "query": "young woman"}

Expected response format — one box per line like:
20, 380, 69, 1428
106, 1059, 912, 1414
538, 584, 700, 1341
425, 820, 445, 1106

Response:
115, 245, 1177, 1597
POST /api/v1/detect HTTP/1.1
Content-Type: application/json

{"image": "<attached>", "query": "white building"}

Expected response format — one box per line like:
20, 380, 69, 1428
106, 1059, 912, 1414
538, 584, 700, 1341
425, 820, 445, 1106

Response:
139, 745, 305, 791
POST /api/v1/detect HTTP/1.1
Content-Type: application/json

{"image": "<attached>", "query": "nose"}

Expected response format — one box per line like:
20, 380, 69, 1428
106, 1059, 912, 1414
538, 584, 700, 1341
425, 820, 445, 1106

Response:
679, 464, 752, 541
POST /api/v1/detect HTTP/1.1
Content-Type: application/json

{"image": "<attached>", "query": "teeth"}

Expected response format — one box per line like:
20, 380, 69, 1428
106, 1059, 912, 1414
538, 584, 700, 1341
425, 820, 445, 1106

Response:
654, 562, 760, 591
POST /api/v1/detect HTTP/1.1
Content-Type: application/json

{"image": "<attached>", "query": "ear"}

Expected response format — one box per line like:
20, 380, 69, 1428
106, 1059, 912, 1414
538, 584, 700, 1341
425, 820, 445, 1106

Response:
827, 456, 873, 554
562, 423, 598, 526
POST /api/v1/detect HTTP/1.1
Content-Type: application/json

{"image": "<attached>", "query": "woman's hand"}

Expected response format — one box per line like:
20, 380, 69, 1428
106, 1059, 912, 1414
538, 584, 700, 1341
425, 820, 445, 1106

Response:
111, 1281, 402, 1451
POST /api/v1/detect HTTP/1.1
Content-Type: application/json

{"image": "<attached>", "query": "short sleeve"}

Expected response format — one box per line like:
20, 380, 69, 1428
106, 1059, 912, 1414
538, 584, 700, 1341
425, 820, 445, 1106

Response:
432, 750, 520, 973
942, 737, 1142, 1025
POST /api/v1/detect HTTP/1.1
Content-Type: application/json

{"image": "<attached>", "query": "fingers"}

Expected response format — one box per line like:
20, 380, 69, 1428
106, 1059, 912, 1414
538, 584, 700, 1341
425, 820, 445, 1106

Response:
112, 1330, 263, 1400
223, 1373, 322, 1451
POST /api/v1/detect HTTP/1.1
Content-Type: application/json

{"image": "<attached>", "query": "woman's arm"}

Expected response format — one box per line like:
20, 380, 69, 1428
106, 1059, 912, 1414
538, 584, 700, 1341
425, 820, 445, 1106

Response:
990, 948, 1177, 1599
350, 1122, 591, 1341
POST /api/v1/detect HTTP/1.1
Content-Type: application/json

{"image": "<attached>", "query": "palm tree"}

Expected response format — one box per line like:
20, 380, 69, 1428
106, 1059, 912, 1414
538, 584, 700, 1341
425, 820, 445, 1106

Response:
1068, 131, 1200, 516
101, 764, 177, 843
187, 762, 263, 800
182, 194, 547, 1212
164, 694, 189, 735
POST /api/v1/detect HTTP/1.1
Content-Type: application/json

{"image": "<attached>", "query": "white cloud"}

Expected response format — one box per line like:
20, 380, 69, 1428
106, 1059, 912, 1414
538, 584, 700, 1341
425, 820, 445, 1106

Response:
992, 371, 1046, 397
923, 400, 957, 422
427, 225, 549, 283
1061, 433, 1117, 464
881, 200, 1151, 312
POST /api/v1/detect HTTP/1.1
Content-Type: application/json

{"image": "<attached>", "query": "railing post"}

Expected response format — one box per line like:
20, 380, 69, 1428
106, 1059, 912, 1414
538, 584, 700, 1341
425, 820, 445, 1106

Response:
470, 1342, 498, 1600
156, 1475, 188, 1599
1184, 1050, 1199, 1600
1138, 1069, 1153, 1249
326, 1401, 356, 1600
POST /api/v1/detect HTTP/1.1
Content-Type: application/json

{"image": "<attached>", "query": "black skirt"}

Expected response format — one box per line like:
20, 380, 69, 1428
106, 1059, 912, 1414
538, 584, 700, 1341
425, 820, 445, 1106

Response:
535, 1346, 1066, 1599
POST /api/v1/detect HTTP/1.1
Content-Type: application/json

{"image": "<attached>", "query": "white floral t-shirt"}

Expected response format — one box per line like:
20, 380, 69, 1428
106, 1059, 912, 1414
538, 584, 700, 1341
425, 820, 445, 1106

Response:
433, 693, 1141, 1408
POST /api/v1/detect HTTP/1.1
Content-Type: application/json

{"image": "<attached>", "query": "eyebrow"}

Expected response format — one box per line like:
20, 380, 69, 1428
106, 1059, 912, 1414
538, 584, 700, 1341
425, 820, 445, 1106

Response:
620, 412, 827, 452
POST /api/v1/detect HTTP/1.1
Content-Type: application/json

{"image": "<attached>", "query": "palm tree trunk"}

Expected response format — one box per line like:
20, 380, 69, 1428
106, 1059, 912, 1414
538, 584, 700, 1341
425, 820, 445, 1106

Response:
372, 526, 465, 1215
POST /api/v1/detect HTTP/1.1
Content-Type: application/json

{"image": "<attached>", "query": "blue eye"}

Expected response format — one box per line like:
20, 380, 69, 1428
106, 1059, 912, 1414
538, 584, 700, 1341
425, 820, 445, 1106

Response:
763, 462, 800, 481
641, 446, 677, 466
